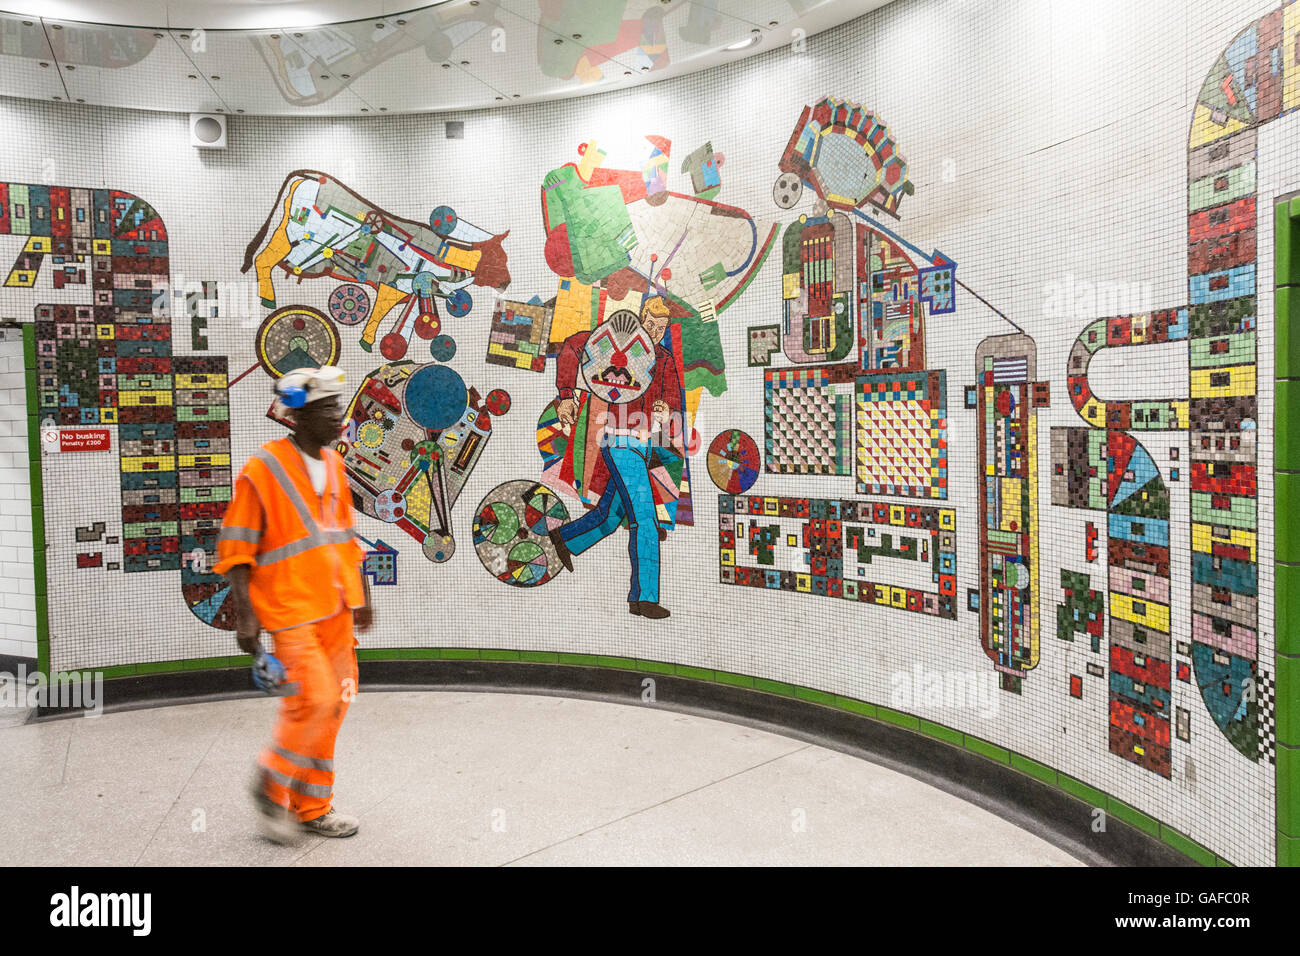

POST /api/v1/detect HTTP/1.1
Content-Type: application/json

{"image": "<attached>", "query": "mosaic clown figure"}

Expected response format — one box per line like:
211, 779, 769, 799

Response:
548, 296, 681, 619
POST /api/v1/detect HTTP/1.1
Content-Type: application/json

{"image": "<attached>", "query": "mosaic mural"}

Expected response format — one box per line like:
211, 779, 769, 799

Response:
6, 2, 1290, 866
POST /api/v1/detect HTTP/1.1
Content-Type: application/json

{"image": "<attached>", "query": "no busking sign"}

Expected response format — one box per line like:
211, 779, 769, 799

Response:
50, 427, 112, 452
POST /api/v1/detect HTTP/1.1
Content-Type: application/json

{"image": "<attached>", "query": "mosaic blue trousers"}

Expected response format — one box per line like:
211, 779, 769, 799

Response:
559, 434, 660, 604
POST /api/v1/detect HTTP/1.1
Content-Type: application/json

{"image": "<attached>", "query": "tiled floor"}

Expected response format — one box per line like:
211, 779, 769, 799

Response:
0, 688, 1082, 866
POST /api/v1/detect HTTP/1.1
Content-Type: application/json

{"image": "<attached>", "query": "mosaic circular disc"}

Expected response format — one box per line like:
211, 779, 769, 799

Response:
375, 489, 406, 522
773, 171, 803, 209
484, 388, 511, 416
429, 205, 458, 237
446, 288, 472, 317
430, 334, 457, 362
404, 363, 467, 430
472, 479, 571, 588
706, 428, 760, 494
328, 284, 371, 326
256, 306, 340, 378
423, 532, 455, 563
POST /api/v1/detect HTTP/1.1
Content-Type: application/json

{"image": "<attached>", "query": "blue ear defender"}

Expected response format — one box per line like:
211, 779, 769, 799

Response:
277, 383, 308, 408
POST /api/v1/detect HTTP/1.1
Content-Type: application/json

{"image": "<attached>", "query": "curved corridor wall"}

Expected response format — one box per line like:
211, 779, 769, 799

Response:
1, 0, 1292, 865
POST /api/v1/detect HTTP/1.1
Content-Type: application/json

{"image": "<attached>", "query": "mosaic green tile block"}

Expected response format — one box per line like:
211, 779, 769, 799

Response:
1159, 826, 1215, 867
1010, 753, 1056, 786
676, 664, 715, 682
754, 678, 796, 697
1108, 798, 1160, 838
964, 736, 1010, 764
636, 659, 675, 675
833, 696, 876, 718
1279, 287, 1300, 378
1058, 774, 1106, 808
876, 706, 918, 730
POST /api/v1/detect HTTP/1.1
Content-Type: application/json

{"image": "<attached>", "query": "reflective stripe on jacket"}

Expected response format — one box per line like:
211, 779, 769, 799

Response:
214, 436, 365, 631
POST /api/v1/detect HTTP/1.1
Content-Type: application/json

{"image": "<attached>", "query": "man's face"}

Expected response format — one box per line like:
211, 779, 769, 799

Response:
640, 310, 669, 343
293, 396, 344, 446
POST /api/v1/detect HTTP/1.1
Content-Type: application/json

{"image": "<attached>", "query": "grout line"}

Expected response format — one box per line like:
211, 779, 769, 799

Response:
497, 743, 813, 866
132, 712, 235, 866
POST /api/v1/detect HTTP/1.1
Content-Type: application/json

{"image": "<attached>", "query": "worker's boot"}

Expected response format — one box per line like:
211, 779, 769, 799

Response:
300, 807, 360, 838
250, 769, 300, 845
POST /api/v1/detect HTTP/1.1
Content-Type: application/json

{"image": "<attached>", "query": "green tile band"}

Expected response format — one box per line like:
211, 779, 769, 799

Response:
22, 325, 48, 678
1277, 202, 1300, 859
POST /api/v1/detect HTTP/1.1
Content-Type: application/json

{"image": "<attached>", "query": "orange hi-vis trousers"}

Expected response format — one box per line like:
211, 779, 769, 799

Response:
259, 608, 358, 822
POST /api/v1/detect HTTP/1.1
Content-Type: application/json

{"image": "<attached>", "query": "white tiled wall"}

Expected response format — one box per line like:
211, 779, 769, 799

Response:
0, 0, 1283, 864
0, 327, 35, 662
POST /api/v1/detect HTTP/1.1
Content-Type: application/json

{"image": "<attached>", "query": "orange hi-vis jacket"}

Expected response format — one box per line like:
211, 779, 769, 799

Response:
215, 437, 366, 631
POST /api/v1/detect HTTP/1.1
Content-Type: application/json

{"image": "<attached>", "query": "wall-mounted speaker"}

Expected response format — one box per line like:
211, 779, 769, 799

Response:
189, 113, 227, 149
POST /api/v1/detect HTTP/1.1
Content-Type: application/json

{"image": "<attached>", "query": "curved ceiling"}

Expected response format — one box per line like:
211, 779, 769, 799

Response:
0, 0, 890, 115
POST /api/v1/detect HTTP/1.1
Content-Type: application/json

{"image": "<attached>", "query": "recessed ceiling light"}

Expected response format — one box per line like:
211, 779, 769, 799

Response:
396, 19, 406, 25
572, 34, 581, 40
375, 21, 384, 28
553, 39, 562, 45
211, 75, 220, 80
53, 96, 61, 100
623, 70, 631, 75
769, 20, 778, 25
179, 33, 188, 39
76, 98, 84, 103
460, 60, 469, 65
379, 107, 387, 111
442, 63, 450, 68
236, 109, 245, 113
51, 24, 62, 30
512, 94, 519, 98
39, 62, 48, 68
216, 107, 224, 111
21, 20, 31, 26
341, 74, 350, 79
270, 33, 279, 39
65, 65, 75, 70
361, 108, 369, 112
494, 96, 502, 101
187, 74, 196, 79
294, 33, 303, 38
640, 65, 649, 70
153, 33, 163, 38
724, 36, 759, 51
321, 74, 329, 79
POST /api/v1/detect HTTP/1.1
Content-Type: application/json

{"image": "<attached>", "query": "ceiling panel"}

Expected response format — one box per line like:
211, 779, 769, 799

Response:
0, 15, 67, 103
0, 0, 891, 115
51, 23, 217, 111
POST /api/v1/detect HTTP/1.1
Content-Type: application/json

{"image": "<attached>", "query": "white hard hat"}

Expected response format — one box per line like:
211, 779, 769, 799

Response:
277, 365, 348, 407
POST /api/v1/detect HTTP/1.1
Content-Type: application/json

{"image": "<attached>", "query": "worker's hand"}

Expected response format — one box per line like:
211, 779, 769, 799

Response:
235, 607, 262, 655
354, 604, 373, 633
652, 399, 670, 423
556, 397, 578, 426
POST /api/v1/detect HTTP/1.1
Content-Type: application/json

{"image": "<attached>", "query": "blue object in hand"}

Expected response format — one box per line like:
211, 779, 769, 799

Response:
252, 645, 295, 696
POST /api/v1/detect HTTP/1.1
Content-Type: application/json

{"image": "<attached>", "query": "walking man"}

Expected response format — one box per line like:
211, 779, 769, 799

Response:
215, 364, 373, 841
549, 296, 682, 619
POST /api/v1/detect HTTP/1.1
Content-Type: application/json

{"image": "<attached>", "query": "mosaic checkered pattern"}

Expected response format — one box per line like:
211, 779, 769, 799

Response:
854, 370, 947, 499
1258, 667, 1276, 766
764, 366, 854, 475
